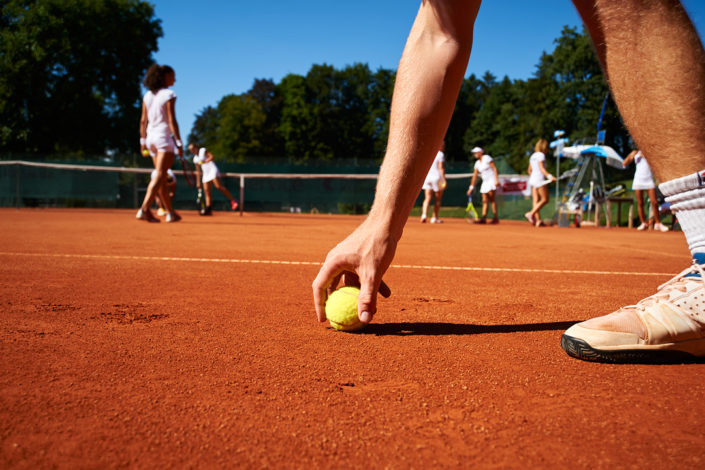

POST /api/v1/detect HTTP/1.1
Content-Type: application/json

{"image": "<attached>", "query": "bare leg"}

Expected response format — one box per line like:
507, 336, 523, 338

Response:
141, 151, 174, 212
526, 187, 539, 222
157, 185, 172, 213
421, 189, 432, 220
204, 181, 213, 207
647, 188, 657, 221
481, 193, 489, 218
635, 189, 646, 225
563, 0, 705, 362
213, 178, 235, 201
432, 190, 443, 220
533, 186, 550, 223
488, 191, 498, 220
573, 0, 705, 180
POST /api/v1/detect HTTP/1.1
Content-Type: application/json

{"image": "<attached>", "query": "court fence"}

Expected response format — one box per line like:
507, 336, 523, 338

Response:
0, 160, 538, 219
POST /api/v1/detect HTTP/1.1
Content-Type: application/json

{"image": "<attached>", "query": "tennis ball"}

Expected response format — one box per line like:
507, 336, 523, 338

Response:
325, 286, 365, 332
142, 149, 150, 157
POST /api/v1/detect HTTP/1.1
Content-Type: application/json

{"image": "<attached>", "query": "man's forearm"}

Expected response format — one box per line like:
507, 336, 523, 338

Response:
368, 1, 479, 241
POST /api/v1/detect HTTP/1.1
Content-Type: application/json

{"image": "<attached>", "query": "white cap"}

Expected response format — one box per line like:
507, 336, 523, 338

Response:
471, 147, 483, 153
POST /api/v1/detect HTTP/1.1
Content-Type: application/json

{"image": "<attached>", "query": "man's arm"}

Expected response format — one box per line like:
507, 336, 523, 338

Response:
312, 0, 482, 324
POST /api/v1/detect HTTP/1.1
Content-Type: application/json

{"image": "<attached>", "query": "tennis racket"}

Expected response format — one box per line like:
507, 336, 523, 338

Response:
535, 168, 577, 187
179, 155, 196, 187
171, 135, 196, 187
465, 196, 478, 223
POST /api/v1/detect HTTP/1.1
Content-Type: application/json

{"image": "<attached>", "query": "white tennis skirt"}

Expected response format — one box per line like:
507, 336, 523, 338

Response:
201, 162, 219, 183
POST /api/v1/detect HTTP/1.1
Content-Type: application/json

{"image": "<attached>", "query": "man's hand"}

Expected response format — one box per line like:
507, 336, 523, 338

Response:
312, 218, 394, 325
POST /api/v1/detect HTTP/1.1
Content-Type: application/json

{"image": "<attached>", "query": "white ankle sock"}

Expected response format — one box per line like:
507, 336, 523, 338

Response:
659, 170, 705, 255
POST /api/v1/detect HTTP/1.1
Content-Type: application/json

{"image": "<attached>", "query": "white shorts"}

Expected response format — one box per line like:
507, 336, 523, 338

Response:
632, 178, 655, 190
150, 168, 176, 182
201, 161, 219, 183
146, 133, 176, 155
480, 180, 497, 194
529, 175, 546, 188
422, 177, 444, 193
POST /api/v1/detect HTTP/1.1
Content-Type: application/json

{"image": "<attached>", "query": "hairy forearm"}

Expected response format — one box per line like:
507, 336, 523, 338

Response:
368, 1, 478, 240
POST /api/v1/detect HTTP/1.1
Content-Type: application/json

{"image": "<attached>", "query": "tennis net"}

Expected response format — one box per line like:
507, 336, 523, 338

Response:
0, 160, 386, 213
0, 160, 535, 217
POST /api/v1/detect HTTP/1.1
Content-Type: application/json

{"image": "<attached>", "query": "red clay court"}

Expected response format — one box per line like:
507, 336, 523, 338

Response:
1, 208, 703, 468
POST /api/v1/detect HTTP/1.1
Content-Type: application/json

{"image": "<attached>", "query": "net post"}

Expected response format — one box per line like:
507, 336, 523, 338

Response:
239, 174, 244, 217
16, 162, 21, 209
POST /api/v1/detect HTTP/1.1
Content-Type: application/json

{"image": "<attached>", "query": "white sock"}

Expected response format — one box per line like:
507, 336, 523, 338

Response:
659, 170, 705, 256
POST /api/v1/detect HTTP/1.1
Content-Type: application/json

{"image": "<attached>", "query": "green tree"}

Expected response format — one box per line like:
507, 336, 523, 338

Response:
366, 68, 394, 161
277, 73, 317, 162
213, 94, 266, 163
335, 63, 375, 162
303, 64, 338, 161
247, 78, 284, 157
188, 105, 220, 149
446, 73, 485, 163
0, 0, 162, 157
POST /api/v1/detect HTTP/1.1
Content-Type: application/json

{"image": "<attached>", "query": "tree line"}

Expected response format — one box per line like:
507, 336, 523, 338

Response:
0, 0, 161, 157
1, 1, 632, 175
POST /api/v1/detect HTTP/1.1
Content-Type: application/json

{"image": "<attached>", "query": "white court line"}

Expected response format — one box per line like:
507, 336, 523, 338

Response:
0, 251, 674, 277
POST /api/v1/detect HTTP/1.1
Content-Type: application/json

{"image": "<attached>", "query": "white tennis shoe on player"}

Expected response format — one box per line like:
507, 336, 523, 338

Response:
561, 254, 705, 363
136, 208, 160, 223
165, 211, 181, 223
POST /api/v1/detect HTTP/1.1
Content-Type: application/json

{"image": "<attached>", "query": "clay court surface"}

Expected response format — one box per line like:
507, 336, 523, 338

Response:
1, 208, 703, 468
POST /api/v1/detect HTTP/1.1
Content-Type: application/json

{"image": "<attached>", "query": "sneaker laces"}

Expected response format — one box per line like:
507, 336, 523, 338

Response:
629, 260, 705, 312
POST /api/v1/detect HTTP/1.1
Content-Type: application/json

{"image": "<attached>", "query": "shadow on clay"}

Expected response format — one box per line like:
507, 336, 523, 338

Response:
359, 320, 581, 336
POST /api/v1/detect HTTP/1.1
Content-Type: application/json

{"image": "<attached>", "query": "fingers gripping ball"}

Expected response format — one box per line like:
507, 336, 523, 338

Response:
325, 287, 365, 332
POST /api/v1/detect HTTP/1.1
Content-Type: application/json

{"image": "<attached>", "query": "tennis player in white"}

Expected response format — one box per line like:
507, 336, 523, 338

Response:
525, 139, 555, 227
138, 64, 184, 223
623, 150, 669, 232
188, 144, 238, 216
467, 147, 499, 224
420, 143, 446, 223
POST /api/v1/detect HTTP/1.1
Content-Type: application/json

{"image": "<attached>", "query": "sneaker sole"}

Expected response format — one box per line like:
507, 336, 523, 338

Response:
560, 334, 702, 364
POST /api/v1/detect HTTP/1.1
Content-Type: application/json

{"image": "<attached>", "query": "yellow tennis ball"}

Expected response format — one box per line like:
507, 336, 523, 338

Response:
142, 149, 150, 157
325, 286, 365, 332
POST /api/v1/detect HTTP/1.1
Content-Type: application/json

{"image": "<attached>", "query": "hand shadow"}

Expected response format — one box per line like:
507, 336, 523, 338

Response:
360, 321, 580, 336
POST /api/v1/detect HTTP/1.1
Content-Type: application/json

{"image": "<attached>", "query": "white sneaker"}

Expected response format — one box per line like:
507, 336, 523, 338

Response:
655, 223, 670, 232
430, 217, 443, 224
136, 208, 160, 223
420, 215, 427, 223
561, 257, 705, 363
165, 212, 181, 223
156, 208, 167, 217
636, 222, 648, 231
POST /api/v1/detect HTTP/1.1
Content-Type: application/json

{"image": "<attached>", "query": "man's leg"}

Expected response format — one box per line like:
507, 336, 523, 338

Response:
563, 0, 705, 362
573, 0, 705, 178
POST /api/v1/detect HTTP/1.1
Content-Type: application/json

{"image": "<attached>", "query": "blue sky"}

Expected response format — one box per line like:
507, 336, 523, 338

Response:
149, 0, 705, 140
